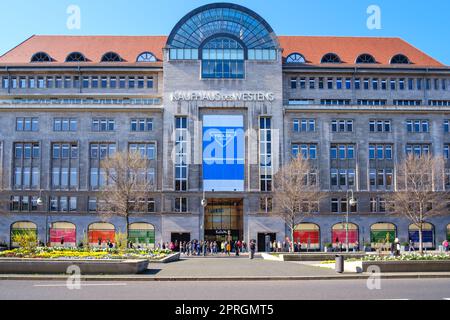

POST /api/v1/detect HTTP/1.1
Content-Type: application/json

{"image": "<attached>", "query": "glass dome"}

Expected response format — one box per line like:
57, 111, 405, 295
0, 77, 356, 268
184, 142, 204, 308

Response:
167, 3, 279, 50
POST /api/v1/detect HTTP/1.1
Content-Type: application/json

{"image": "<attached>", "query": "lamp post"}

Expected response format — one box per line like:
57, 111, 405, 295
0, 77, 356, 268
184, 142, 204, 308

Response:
346, 189, 356, 253
201, 190, 207, 242
36, 190, 46, 246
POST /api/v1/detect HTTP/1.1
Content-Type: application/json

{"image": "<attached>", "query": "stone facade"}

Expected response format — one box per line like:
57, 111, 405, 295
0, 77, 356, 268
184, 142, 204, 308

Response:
0, 3, 449, 250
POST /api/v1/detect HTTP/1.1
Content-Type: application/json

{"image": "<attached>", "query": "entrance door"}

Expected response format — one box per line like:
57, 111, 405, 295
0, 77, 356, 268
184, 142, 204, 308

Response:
171, 233, 190, 243
204, 199, 243, 243
257, 233, 276, 252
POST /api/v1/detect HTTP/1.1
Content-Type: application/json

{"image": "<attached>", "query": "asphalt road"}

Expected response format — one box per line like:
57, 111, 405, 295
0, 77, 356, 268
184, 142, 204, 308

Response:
1, 279, 450, 300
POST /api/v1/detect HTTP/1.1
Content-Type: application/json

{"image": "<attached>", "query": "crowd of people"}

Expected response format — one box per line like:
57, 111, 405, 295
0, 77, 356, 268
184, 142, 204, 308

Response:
156, 240, 249, 256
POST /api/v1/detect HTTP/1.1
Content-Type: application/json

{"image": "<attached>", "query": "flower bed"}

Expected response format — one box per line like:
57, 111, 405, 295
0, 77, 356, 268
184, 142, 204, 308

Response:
0, 247, 172, 260
361, 253, 450, 262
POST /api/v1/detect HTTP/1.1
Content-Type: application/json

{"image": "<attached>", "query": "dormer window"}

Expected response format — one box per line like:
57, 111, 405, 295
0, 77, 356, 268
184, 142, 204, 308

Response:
390, 54, 410, 64
286, 53, 306, 64
30, 52, 52, 62
321, 53, 341, 64
66, 52, 86, 62
137, 52, 157, 62
356, 54, 376, 64
101, 52, 122, 62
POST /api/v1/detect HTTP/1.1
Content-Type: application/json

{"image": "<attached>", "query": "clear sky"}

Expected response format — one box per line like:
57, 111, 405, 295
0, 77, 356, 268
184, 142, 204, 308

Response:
0, 0, 448, 64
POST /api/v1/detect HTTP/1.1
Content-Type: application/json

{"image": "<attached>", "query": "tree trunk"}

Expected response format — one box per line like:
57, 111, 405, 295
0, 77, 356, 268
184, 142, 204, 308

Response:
125, 214, 129, 244
419, 224, 423, 255
290, 225, 294, 253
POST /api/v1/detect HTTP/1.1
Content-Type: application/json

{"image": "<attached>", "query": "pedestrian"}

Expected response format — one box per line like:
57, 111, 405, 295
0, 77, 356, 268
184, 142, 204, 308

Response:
394, 238, 401, 256
226, 242, 231, 256
202, 241, 207, 256
98, 238, 102, 247
249, 240, 256, 259
272, 240, 277, 252
409, 239, 415, 252
277, 240, 282, 253
221, 241, 225, 254
443, 239, 449, 252
235, 241, 240, 256
60, 236, 65, 246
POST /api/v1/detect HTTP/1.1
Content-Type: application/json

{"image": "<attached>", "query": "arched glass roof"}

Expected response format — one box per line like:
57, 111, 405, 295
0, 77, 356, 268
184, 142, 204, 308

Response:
167, 3, 279, 49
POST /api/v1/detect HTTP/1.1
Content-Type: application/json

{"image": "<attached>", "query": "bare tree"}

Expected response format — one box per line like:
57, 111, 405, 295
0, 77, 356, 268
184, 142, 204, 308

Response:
272, 154, 323, 252
97, 151, 155, 237
0, 167, 9, 215
386, 153, 449, 254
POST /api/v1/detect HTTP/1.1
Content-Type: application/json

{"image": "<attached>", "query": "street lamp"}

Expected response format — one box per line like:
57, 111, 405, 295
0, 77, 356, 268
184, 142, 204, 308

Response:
200, 190, 207, 242
346, 189, 357, 253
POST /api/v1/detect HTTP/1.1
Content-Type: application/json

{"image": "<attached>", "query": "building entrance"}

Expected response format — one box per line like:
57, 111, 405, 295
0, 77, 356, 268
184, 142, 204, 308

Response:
204, 199, 243, 245
171, 232, 191, 243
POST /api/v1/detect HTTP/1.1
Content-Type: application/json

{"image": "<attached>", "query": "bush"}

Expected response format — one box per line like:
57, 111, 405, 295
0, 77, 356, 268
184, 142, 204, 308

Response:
12, 232, 37, 251
115, 232, 127, 251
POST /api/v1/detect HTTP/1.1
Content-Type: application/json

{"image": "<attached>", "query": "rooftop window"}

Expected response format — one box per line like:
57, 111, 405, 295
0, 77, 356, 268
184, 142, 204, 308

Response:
101, 52, 122, 62
66, 52, 86, 62
137, 52, 157, 62
321, 53, 341, 64
286, 53, 306, 64
390, 54, 410, 64
356, 54, 376, 64
30, 52, 52, 63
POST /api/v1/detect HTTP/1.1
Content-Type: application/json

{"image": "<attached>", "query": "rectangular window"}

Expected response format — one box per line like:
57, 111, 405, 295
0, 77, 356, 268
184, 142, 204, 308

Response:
331, 119, 353, 132
175, 197, 188, 213
82, 77, 89, 88
91, 77, 98, 88
92, 119, 115, 132
290, 78, 297, 89
130, 118, 153, 132
175, 116, 188, 191
147, 77, 154, 88
16, 118, 38, 131
110, 77, 117, 88
260, 117, 272, 192
406, 120, 429, 133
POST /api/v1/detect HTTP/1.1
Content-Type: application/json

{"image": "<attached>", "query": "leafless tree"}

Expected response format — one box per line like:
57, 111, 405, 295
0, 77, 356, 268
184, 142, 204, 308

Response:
0, 167, 9, 215
386, 153, 449, 254
97, 151, 155, 236
272, 154, 324, 252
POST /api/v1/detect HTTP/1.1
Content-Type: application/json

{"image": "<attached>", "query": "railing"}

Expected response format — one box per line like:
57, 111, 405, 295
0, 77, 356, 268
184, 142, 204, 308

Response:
0, 98, 162, 105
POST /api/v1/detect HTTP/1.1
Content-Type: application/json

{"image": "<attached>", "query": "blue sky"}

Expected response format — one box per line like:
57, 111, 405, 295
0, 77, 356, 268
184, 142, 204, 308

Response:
0, 0, 448, 64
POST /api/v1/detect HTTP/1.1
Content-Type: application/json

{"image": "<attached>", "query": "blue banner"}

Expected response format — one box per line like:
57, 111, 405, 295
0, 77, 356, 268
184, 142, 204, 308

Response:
202, 115, 244, 191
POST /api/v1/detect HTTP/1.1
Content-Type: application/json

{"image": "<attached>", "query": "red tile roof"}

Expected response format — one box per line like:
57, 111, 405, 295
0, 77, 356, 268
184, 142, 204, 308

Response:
0, 35, 445, 67
278, 36, 444, 67
0, 35, 167, 65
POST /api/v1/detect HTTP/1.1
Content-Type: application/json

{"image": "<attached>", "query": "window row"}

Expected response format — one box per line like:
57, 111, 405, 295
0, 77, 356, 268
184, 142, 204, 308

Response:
289, 77, 448, 91
291, 119, 448, 133
2, 75, 154, 90
15, 118, 155, 132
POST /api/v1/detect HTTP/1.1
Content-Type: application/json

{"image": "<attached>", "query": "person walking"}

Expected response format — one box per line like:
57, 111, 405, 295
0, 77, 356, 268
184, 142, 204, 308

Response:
394, 238, 401, 257
235, 241, 240, 256
409, 239, 415, 252
443, 239, 449, 252
226, 241, 231, 256
249, 240, 256, 259
221, 241, 225, 254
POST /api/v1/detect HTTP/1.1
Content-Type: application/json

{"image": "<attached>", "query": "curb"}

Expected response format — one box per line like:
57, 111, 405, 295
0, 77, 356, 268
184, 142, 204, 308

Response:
1, 273, 450, 281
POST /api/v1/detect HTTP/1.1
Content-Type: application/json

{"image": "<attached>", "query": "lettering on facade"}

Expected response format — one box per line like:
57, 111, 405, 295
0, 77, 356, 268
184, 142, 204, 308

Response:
170, 91, 275, 102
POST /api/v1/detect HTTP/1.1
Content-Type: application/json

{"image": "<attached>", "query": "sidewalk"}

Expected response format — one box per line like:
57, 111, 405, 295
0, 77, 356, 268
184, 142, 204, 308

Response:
1, 257, 450, 281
